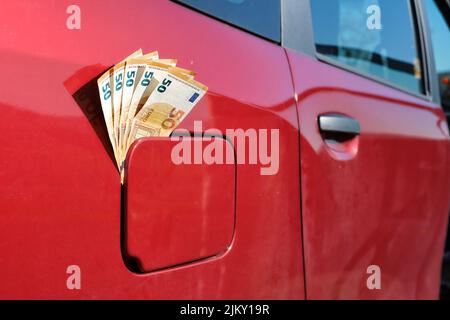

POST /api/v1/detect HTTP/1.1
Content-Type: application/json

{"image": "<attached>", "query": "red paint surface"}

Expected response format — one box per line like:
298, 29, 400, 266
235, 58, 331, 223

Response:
0, 0, 304, 298
125, 137, 235, 273
0, 0, 448, 299
287, 51, 450, 299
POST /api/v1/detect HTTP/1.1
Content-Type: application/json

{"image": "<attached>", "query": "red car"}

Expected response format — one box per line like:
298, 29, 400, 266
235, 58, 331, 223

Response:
0, 0, 449, 300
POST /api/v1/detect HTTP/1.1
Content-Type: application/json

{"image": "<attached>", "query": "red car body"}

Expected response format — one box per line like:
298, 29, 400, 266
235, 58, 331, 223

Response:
0, 0, 448, 299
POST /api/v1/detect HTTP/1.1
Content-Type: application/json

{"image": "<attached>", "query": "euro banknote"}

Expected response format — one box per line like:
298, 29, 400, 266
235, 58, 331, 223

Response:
112, 49, 144, 156
127, 68, 208, 150
97, 50, 207, 177
118, 53, 159, 159
97, 48, 144, 165
122, 62, 196, 160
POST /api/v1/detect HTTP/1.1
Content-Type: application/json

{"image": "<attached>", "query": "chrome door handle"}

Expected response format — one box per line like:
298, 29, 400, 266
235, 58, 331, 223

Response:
318, 114, 361, 136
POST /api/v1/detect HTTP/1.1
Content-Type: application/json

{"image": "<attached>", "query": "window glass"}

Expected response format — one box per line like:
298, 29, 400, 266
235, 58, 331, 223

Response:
176, 0, 281, 42
424, 0, 450, 114
310, 0, 424, 94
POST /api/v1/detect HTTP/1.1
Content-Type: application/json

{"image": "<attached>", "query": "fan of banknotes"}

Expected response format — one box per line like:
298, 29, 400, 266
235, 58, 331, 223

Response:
97, 49, 208, 177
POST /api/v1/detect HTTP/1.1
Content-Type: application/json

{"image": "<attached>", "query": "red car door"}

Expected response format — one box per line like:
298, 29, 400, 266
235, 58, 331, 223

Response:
286, 0, 450, 299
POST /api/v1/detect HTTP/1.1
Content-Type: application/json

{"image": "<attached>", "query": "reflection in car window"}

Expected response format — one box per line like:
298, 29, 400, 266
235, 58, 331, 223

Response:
425, 0, 450, 115
310, 0, 424, 94
175, 0, 281, 42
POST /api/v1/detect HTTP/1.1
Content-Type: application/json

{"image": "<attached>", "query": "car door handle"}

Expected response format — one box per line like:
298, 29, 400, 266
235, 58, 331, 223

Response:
318, 114, 361, 136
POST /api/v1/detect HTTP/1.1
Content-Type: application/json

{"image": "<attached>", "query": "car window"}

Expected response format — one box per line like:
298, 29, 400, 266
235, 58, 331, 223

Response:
310, 0, 424, 95
424, 0, 450, 114
175, 0, 281, 43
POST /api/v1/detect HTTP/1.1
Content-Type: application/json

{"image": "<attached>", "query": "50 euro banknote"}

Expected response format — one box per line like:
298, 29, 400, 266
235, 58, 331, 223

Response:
121, 61, 196, 160
97, 48, 145, 165
111, 50, 152, 153
117, 52, 160, 158
126, 68, 208, 152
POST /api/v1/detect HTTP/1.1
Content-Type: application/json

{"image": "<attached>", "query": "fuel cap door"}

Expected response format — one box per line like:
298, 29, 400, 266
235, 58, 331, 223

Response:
124, 136, 235, 273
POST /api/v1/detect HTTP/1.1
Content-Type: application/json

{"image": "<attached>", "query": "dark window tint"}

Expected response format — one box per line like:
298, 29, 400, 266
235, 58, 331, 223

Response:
176, 0, 281, 42
425, 0, 450, 115
310, 0, 424, 94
